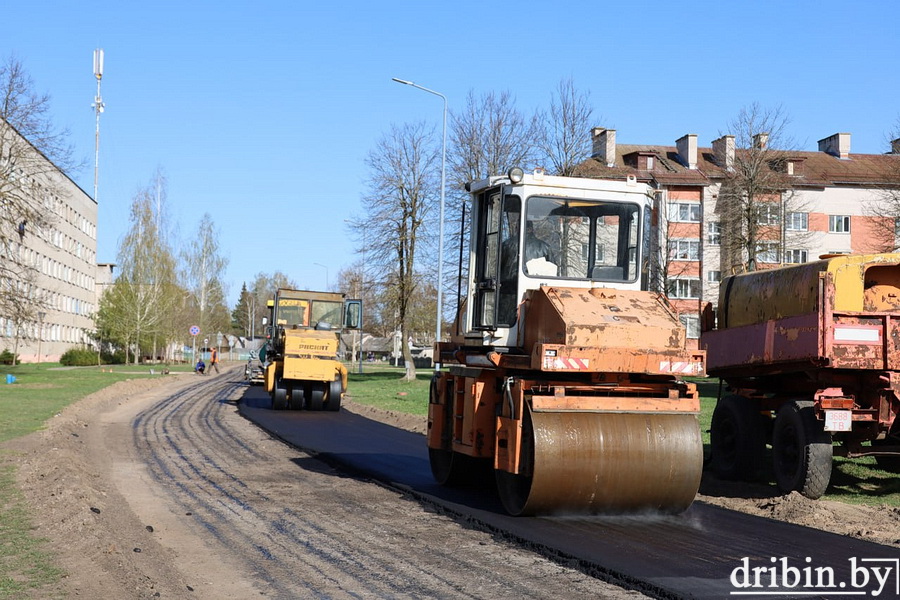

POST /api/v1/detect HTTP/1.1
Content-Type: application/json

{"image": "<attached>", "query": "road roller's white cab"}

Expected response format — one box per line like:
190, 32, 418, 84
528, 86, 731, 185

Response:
429, 168, 706, 515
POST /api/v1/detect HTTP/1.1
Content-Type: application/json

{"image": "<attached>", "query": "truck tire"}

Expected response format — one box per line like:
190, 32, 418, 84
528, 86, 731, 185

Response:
872, 438, 900, 472
272, 379, 288, 411
772, 400, 832, 498
710, 395, 766, 481
324, 377, 342, 412
289, 388, 305, 410
307, 383, 325, 411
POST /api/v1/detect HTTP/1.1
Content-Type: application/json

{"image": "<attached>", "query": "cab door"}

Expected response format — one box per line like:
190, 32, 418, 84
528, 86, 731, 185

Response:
472, 189, 502, 331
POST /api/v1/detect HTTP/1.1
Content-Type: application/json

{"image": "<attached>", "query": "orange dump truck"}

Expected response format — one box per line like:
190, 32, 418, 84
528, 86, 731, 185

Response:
702, 254, 900, 498
428, 169, 705, 515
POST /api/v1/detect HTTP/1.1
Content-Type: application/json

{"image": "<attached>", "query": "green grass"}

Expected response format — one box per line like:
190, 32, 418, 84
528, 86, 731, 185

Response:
0, 465, 64, 598
0, 362, 192, 444
346, 363, 430, 415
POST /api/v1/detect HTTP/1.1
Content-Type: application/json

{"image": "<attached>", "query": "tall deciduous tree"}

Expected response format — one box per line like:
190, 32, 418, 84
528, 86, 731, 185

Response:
99, 179, 179, 363
716, 103, 803, 272
182, 214, 230, 344
360, 121, 438, 380
534, 77, 595, 176
444, 90, 535, 324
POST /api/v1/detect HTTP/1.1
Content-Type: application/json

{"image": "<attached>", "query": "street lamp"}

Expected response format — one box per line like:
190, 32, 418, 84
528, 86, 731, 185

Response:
392, 77, 446, 371
313, 262, 329, 290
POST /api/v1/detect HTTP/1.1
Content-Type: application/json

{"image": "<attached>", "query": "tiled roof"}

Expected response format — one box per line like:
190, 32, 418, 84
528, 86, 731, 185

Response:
573, 142, 900, 189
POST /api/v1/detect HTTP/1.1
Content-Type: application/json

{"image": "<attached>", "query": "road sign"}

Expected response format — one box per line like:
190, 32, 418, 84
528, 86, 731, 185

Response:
190, 325, 200, 336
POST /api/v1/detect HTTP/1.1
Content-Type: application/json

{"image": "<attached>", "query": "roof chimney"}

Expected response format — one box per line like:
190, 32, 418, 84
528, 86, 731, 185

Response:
891, 138, 900, 154
712, 135, 735, 171
591, 127, 616, 167
818, 132, 851, 159
753, 132, 769, 150
676, 134, 697, 169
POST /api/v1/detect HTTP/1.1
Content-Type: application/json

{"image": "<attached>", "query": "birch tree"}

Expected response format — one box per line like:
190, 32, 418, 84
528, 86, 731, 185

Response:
99, 182, 179, 363
182, 214, 230, 343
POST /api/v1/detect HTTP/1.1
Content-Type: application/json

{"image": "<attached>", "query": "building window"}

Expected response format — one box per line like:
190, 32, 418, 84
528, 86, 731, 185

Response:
784, 249, 808, 264
706, 222, 720, 245
707, 270, 722, 282
786, 212, 808, 231
667, 277, 701, 299
668, 239, 700, 261
757, 204, 781, 226
670, 202, 701, 223
829, 215, 851, 233
756, 241, 780, 264
679, 314, 700, 339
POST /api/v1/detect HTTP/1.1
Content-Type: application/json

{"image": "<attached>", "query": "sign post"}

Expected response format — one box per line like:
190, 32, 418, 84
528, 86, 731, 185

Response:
190, 326, 200, 364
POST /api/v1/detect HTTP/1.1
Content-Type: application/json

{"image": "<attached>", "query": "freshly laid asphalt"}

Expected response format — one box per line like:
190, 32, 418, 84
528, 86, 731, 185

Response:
239, 386, 900, 600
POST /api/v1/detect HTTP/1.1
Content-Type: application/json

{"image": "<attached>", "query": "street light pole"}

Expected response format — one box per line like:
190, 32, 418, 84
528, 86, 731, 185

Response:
313, 262, 329, 290
391, 77, 446, 372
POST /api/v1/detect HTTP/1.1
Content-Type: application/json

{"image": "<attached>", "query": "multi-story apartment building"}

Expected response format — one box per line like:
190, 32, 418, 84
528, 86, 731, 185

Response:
0, 118, 99, 362
576, 127, 900, 348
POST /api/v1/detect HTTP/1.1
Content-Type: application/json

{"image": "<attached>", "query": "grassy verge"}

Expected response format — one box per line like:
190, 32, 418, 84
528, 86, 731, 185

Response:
347, 363, 430, 415
0, 465, 63, 598
349, 367, 899, 507
0, 361, 192, 598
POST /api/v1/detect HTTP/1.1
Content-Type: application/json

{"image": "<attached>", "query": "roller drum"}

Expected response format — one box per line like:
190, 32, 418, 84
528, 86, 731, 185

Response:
497, 408, 702, 515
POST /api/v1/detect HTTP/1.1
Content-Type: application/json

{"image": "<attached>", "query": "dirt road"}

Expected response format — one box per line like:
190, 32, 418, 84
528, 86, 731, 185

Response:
7, 369, 648, 599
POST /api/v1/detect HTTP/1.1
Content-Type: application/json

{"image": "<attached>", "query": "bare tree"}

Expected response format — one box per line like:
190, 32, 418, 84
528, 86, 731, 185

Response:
716, 103, 804, 272
361, 121, 438, 380
863, 117, 900, 252
534, 77, 595, 176
0, 54, 79, 174
444, 90, 536, 324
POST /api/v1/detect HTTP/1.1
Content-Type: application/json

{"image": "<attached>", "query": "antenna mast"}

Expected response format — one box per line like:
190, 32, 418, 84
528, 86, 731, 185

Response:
92, 48, 105, 202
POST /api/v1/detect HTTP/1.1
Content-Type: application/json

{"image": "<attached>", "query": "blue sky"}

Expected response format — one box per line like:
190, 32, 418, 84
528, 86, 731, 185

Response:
4, 1, 899, 306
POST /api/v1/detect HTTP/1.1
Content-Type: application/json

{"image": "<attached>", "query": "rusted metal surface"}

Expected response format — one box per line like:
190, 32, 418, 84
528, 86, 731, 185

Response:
717, 253, 900, 329
704, 253, 900, 450
499, 410, 702, 515
522, 286, 705, 376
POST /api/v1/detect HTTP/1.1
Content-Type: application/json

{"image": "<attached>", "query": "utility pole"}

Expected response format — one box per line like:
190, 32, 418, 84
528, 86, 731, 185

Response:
92, 48, 105, 203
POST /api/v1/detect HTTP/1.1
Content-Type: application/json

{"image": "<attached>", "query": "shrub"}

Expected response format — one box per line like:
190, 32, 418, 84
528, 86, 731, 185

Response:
0, 349, 17, 365
101, 350, 126, 365
59, 348, 100, 367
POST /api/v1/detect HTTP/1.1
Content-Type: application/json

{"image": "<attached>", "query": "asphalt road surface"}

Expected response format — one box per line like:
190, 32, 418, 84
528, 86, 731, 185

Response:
240, 384, 900, 600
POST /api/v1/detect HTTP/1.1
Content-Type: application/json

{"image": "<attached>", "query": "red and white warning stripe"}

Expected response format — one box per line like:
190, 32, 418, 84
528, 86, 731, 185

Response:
543, 357, 590, 370
660, 360, 702, 374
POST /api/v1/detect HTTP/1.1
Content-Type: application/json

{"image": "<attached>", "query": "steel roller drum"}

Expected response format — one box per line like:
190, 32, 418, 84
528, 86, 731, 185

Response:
497, 408, 703, 516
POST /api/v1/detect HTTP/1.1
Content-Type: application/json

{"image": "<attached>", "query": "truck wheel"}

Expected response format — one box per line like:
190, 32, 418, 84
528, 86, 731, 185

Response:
772, 400, 832, 498
272, 380, 288, 411
710, 395, 766, 480
324, 378, 342, 412
289, 388, 305, 410
307, 383, 325, 411
872, 438, 900, 472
